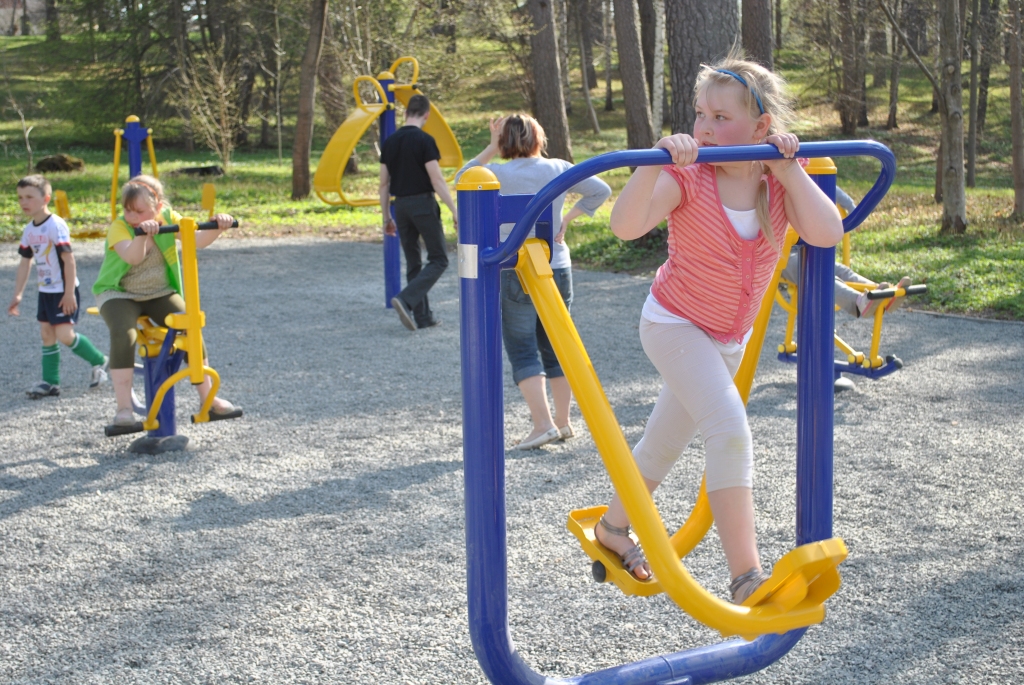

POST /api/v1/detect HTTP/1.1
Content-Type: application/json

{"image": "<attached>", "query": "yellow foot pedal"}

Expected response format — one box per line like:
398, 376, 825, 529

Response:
567, 505, 663, 597
742, 537, 848, 613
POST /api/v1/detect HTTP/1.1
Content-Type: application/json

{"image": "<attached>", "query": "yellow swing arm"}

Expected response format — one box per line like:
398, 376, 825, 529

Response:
517, 231, 845, 639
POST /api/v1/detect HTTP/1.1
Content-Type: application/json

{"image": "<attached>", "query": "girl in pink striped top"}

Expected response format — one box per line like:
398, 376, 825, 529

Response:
594, 56, 844, 604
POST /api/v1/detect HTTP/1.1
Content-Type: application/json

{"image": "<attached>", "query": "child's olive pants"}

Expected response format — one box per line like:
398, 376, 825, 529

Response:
99, 293, 205, 369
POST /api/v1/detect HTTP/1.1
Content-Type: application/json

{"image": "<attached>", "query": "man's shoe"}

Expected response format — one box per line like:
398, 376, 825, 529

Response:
89, 356, 110, 388
27, 382, 60, 399
419, 319, 442, 329
391, 297, 417, 331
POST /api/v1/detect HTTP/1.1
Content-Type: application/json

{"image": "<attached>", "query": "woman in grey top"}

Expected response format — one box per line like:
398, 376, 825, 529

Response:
458, 114, 611, 450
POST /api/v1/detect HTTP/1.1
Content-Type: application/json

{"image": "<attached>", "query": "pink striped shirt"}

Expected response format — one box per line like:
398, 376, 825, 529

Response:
650, 163, 789, 344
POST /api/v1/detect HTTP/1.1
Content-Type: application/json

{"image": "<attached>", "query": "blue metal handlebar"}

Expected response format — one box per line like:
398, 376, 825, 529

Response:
481, 140, 896, 267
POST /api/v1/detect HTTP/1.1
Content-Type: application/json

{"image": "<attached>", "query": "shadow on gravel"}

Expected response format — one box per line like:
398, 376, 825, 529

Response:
0, 450, 183, 521
840, 559, 1024, 679
175, 458, 463, 530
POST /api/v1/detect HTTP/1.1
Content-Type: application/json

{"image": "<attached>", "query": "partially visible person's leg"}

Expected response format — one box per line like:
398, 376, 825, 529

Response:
100, 298, 144, 419
538, 267, 574, 433
834, 278, 865, 318
501, 271, 557, 447
395, 195, 448, 326
393, 198, 425, 324
638, 319, 760, 580
37, 320, 61, 388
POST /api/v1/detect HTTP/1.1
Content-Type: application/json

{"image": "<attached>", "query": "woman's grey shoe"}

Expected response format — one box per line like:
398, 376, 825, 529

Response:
730, 567, 771, 604
511, 427, 560, 450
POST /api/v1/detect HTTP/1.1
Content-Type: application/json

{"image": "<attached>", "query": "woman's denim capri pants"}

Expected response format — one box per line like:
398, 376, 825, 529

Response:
500, 267, 573, 384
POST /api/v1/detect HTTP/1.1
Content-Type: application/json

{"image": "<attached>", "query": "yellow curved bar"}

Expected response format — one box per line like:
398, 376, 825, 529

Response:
143, 367, 194, 431
111, 129, 123, 221
732, 227, 801, 402
312, 102, 387, 207
391, 84, 463, 170
192, 367, 221, 423
387, 56, 419, 85
146, 131, 159, 178
518, 239, 844, 638
353, 75, 388, 114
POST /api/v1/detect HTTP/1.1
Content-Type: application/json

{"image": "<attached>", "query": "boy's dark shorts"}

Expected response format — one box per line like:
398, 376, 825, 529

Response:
36, 287, 81, 326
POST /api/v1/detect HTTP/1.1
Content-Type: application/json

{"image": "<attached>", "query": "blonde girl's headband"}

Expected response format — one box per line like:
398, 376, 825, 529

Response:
715, 69, 765, 115
127, 179, 161, 199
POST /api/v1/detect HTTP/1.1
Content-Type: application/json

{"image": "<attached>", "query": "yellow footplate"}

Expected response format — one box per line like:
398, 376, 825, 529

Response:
567, 505, 664, 597
738, 537, 848, 639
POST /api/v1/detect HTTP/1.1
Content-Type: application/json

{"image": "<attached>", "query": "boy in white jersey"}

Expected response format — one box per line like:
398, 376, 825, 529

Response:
7, 175, 109, 398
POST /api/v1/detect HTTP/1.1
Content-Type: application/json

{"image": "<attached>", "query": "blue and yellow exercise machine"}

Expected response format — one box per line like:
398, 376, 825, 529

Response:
110, 115, 217, 221
774, 184, 926, 379
457, 140, 895, 683
94, 217, 242, 453
312, 57, 463, 308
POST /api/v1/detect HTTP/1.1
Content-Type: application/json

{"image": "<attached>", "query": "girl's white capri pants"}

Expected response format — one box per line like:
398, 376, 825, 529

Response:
633, 316, 753, 491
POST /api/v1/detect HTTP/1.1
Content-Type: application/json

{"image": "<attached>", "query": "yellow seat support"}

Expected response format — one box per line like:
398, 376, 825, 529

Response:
518, 237, 845, 638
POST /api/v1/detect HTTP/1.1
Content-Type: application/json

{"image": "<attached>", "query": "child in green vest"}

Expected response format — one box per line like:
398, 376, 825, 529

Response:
8, 175, 109, 398
93, 175, 239, 427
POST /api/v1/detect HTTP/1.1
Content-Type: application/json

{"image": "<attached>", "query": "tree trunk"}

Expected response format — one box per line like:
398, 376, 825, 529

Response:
638, 0, 656, 99
529, 0, 574, 161
871, 18, 889, 87
856, 0, 870, 126
967, 0, 981, 186
578, 0, 599, 88
44, 0, 59, 40
742, 0, 774, 68
978, 0, 1000, 133
938, 0, 968, 234
651, 0, 665, 131
613, 0, 656, 148
603, 0, 614, 110
290, 0, 329, 200
666, 0, 738, 134
577, 0, 601, 133
1009, 0, 1024, 216
887, 0, 903, 129
556, 0, 573, 114
775, 0, 783, 52
837, 0, 860, 133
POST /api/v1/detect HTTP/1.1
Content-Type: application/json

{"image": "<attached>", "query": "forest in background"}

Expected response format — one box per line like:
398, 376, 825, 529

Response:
0, 0, 1021, 317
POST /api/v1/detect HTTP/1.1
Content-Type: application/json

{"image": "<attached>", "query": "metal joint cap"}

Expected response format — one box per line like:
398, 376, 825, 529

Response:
804, 157, 837, 175
456, 167, 500, 191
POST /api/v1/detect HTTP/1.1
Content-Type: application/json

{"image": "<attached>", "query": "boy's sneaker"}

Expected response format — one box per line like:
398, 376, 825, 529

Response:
26, 382, 60, 399
89, 356, 110, 388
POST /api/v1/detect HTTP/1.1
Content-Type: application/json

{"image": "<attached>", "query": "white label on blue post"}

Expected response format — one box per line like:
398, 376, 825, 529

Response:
458, 244, 478, 279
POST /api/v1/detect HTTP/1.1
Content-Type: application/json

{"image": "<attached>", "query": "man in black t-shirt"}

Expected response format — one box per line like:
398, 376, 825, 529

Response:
379, 94, 457, 331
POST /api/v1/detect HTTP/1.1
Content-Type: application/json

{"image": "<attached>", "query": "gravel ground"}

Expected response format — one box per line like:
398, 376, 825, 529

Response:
1, 236, 1022, 684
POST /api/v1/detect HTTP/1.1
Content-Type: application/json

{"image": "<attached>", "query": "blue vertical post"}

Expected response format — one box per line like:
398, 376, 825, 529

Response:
144, 332, 184, 438
796, 158, 838, 545
378, 71, 402, 309
121, 117, 149, 178
458, 167, 532, 682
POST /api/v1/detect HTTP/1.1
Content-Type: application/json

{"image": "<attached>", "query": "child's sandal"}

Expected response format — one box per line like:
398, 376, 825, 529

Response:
597, 516, 652, 581
729, 567, 771, 604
